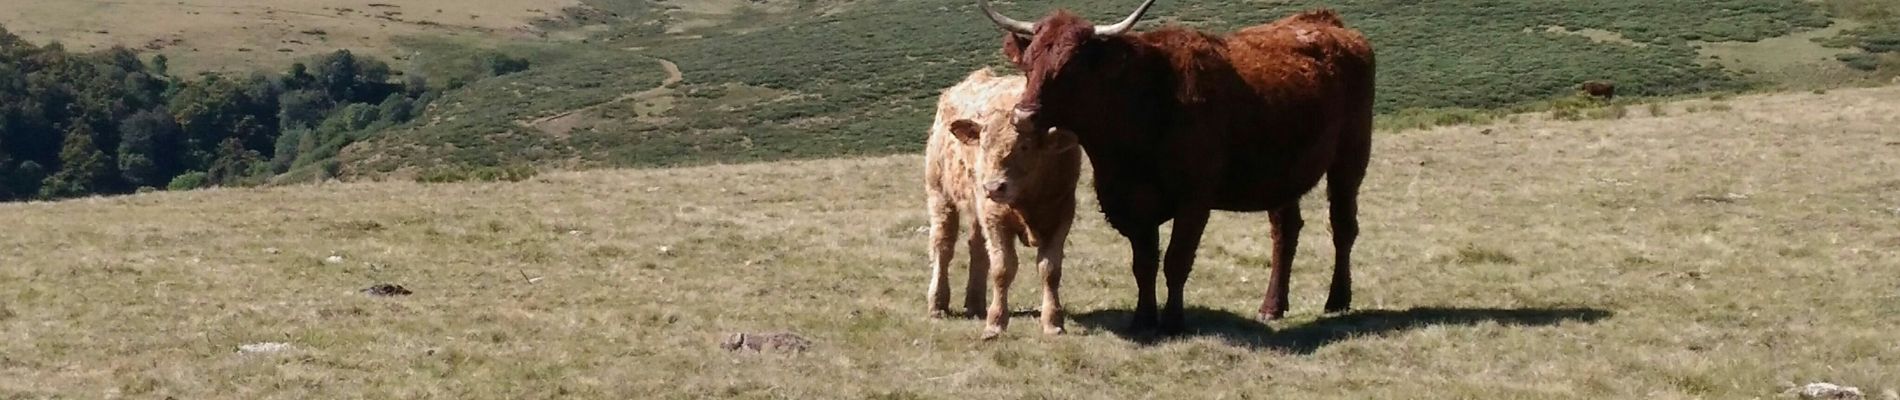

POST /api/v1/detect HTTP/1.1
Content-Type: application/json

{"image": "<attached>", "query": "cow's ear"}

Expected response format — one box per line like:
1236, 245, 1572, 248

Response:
949, 119, 982, 144
1003, 33, 1030, 66
1046, 128, 1078, 153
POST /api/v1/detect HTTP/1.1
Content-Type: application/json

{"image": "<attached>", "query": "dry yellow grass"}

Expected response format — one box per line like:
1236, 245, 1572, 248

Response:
2, 87, 1899, 398
0, 0, 580, 73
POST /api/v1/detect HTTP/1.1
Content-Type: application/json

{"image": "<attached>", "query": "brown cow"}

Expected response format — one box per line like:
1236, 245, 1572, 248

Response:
924, 68, 1082, 339
1581, 80, 1615, 100
979, 0, 1376, 333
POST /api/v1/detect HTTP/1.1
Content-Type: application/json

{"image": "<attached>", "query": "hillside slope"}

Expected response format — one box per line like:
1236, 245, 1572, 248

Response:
336, 0, 1889, 175
0, 0, 581, 74
3, 88, 1898, 398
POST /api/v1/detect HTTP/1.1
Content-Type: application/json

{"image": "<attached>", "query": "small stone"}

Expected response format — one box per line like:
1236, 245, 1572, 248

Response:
264, 247, 281, 255
323, 255, 345, 264
361, 283, 413, 297
236, 342, 292, 354
1799, 382, 1864, 400
656, 246, 673, 256
720, 332, 811, 353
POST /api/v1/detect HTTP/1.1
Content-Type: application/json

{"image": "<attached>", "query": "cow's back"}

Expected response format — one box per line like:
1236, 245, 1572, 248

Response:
1134, 10, 1375, 211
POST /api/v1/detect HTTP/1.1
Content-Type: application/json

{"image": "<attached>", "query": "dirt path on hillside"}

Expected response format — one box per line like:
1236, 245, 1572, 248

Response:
520, 55, 682, 135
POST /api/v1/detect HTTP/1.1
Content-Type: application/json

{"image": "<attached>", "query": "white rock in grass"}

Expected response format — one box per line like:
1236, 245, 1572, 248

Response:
323, 255, 345, 264
237, 342, 293, 354
1799, 382, 1864, 400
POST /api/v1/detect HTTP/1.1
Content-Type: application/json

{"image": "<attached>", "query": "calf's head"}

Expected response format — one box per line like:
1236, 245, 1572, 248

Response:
948, 117, 1077, 204
980, 0, 1155, 135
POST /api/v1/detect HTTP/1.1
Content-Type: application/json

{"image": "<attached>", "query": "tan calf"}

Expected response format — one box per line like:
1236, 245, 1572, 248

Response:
924, 68, 1081, 339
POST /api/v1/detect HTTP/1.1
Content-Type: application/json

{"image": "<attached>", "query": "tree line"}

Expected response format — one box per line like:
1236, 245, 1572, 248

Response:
0, 24, 484, 202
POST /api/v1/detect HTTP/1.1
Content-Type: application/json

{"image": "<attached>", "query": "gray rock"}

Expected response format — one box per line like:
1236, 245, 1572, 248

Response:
720, 332, 811, 353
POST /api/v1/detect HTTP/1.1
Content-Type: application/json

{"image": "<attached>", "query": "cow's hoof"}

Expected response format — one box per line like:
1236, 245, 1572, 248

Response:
1041, 325, 1066, 335
981, 326, 1004, 341
962, 308, 986, 320
1257, 310, 1286, 322
1323, 301, 1351, 314
927, 309, 948, 319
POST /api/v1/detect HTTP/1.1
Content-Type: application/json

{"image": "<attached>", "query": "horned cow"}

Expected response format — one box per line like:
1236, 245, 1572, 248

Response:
923, 68, 1082, 339
980, 0, 1377, 333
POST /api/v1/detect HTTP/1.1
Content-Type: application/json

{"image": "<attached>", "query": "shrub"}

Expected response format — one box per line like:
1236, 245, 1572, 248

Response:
1838, 53, 1881, 71
167, 171, 210, 191
415, 165, 536, 183
482, 53, 531, 76
415, 168, 468, 183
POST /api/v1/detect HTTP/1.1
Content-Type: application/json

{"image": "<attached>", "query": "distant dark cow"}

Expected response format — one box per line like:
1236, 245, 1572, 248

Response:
979, 0, 1376, 333
1581, 80, 1615, 100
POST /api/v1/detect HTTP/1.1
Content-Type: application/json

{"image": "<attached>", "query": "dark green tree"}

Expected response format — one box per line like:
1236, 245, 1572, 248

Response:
38, 123, 112, 198
150, 54, 168, 76
0, 133, 12, 200
277, 89, 333, 131
117, 109, 178, 187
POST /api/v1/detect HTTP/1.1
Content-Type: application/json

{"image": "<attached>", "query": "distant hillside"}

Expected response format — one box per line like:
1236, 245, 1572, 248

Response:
0, 0, 581, 74
340, 0, 1900, 176
6, 0, 1898, 182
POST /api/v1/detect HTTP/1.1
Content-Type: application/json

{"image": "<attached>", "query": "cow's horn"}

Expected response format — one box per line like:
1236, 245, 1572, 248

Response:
978, 0, 1036, 36
1093, 0, 1157, 36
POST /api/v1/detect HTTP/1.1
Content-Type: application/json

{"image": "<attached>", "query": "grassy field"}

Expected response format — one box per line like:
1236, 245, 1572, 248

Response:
4, 87, 1898, 398
0, 0, 581, 74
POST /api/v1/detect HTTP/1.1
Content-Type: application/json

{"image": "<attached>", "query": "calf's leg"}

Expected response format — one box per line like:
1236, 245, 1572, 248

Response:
981, 222, 1019, 340
925, 197, 959, 318
964, 228, 989, 318
1035, 228, 1069, 335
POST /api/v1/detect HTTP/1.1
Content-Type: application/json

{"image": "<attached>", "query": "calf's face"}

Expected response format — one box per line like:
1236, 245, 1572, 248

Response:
948, 117, 1077, 204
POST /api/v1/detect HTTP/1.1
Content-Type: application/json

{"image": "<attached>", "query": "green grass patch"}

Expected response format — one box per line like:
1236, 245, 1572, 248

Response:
347, 0, 1836, 172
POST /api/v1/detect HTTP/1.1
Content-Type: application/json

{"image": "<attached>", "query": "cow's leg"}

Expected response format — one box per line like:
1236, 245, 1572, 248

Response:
926, 197, 959, 318
1259, 206, 1304, 321
1325, 135, 1371, 314
1160, 208, 1211, 334
963, 227, 990, 319
1122, 224, 1162, 332
1034, 227, 1070, 335
981, 222, 1020, 340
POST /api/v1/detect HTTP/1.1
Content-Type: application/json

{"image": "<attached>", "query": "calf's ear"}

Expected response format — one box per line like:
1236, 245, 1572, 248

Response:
1046, 128, 1078, 153
949, 119, 983, 145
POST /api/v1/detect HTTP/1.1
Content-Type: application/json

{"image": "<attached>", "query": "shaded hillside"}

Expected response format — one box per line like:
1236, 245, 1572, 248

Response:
342, 0, 1860, 174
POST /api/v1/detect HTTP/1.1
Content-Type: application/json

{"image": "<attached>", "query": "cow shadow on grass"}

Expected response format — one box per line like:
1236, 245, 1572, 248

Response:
1072, 306, 1613, 354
